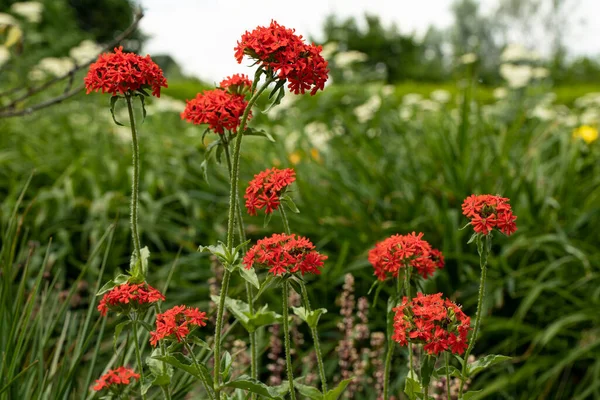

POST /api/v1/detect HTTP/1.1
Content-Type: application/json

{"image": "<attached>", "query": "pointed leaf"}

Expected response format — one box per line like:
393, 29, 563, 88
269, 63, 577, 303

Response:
109, 96, 124, 126
113, 321, 130, 353
404, 373, 422, 400
244, 127, 276, 142
147, 348, 172, 387
221, 351, 232, 381
467, 355, 511, 377
238, 265, 260, 289
323, 378, 353, 400
294, 382, 323, 399
281, 195, 300, 213
154, 353, 213, 389
224, 375, 287, 399
292, 307, 327, 329
460, 390, 483, 400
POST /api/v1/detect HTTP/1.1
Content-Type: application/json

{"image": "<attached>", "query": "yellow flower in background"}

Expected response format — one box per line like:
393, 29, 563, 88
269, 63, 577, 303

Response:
310, 148, 321, 163
572, 125, 598, 144
288, 151, 301, 165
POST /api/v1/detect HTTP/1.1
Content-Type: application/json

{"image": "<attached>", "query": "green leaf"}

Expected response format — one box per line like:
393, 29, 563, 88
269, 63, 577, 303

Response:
294, 382, 323, 399
199, 159, 209, 183
460, 390, 483, 400
113, 321, 130, 353
147, 348, 172, 387
129, 246, 150, 282
154, 353, 214, 389
292, 307, 327, 329
244, 127, 276, 142
467, 354, 511, 377
263, 79, 286, 113
255, 274, 281, 300
323, 378, 353, 400
212, 296, 283, 333
137, 93, 147, 122
198, 242, 235, 266
187, 336, 211, 352
435, 365, 463, 379
421, 355, 436, 389
221, 351, 232, 381
96, 273, 131, 295
109, 96, 124, 126
281, 194, 300, 213
263, 211, 273, 228
404, 374, 422, 400
238, 266, 260, 289
224, 375, 287, 399
467, 232, 478, 244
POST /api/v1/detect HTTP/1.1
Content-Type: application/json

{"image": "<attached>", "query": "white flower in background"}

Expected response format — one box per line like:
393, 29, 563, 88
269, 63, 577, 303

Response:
500, 63, 532, 88
430, 89, 451, 103
531, 105, 556, 121
353, 95, 381, 123
501, 43, 532, 62
580, 108, 600, 125
320, 41, 338, 60
402, 93, 423, 106
0, 12, 19, 26
284, 130, 301, 152
459, 53, 477, 64
532, 67, 550, 79
0, 47, 10, 67
334, 50, 368, 67
560, 114, 578, 127
574, 92, 600, 109
30, 57, 75, 78
11, 2, 43, 23
146, 96, 186, 114
69, 40, 102, 65
493, 87, 508, 100
418, 99, 440, 112
399, 106, 412, 121
381, 85, 395, 97
304, 121, 332, 148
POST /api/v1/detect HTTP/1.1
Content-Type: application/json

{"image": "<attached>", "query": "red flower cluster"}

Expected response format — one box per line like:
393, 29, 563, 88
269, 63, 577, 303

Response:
93, 366, 140, 391
150, 305, 208, 346
234, 20, 329, 95
243, 233, 327, 276
368, 232, 444, 281
462, 194, 517, 235
220, 73, 253, 95
84, 46, 167, 97
181, 89, 250, 134
392, 293, 471, 356
245, 167, 296, 216
98, 283, 164, 316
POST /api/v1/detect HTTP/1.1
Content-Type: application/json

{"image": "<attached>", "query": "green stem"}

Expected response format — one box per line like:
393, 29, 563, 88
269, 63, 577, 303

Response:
405, 265, 414, 377
186, 342, 216, 400
131, 318, 147, 400
282, 280, 297, 400
445, 352, 451, 400
279, 206, 291, 235
221, 134, 257, 391
459, 234, 490, 397
383, 274, 403, 398
299, 280, 327, 392
125, 95, 142, 262
214, 75, 274, 399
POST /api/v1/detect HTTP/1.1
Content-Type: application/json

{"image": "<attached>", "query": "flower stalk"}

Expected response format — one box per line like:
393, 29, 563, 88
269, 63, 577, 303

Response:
125, 94, 142, 263
282, 279, 297, 400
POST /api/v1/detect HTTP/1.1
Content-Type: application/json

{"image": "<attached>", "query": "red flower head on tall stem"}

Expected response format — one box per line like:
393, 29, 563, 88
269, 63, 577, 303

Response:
368, 232, 444, 281
243, 233, 327, 276
234, 20, 329, 95
245, 167, 296, 216
220, 73, 253, 95
93, 366, 140, 392
180, 88, 251, 134
392, 292, 471, 356
462, 194, 517, 236
149, 305, 208, 346
97, 283, 164, 317
84, 46, 168, 97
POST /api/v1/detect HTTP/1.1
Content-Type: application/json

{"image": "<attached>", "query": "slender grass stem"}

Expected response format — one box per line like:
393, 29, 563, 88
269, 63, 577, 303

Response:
459, 234, 491, 397
445, 352, 451, 400
214, 74, 273, 399
282, 280, 296, 400
125, 95, 142, 262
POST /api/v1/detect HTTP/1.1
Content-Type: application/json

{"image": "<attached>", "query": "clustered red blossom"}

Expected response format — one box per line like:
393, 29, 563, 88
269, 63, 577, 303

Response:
392, 293, 471, 356
243, 233, 327, 276
84, 46, 167, 97
234, 20, 329, 95
93, 366, 140, 392
368, 232, 444, 281
97, 283, 164, 316
220, 73, 253, 95
150, 305, 208, 346
180, 89, 250, 134
462, 194, 517, 236
245, 167, 296, 216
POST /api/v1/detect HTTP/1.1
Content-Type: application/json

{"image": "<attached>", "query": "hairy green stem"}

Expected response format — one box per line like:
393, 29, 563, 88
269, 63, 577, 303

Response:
221, 135, 257, 391
153, 303, 171, 400
459, 234, 491, 397
125, 95, 142, 262
279, 206, 291, 235
186, 342, 215, 400
405, 265, 414, 377
299, 280, 328, 392
283, 280, 297, 400
383, 273, 403, 398
445, 352, 451, 400
214, 75, 273, 399
131, 318, 147, 400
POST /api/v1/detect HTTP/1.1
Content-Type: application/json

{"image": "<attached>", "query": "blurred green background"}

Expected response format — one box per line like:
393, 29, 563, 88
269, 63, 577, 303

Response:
1, 0, 599, 399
